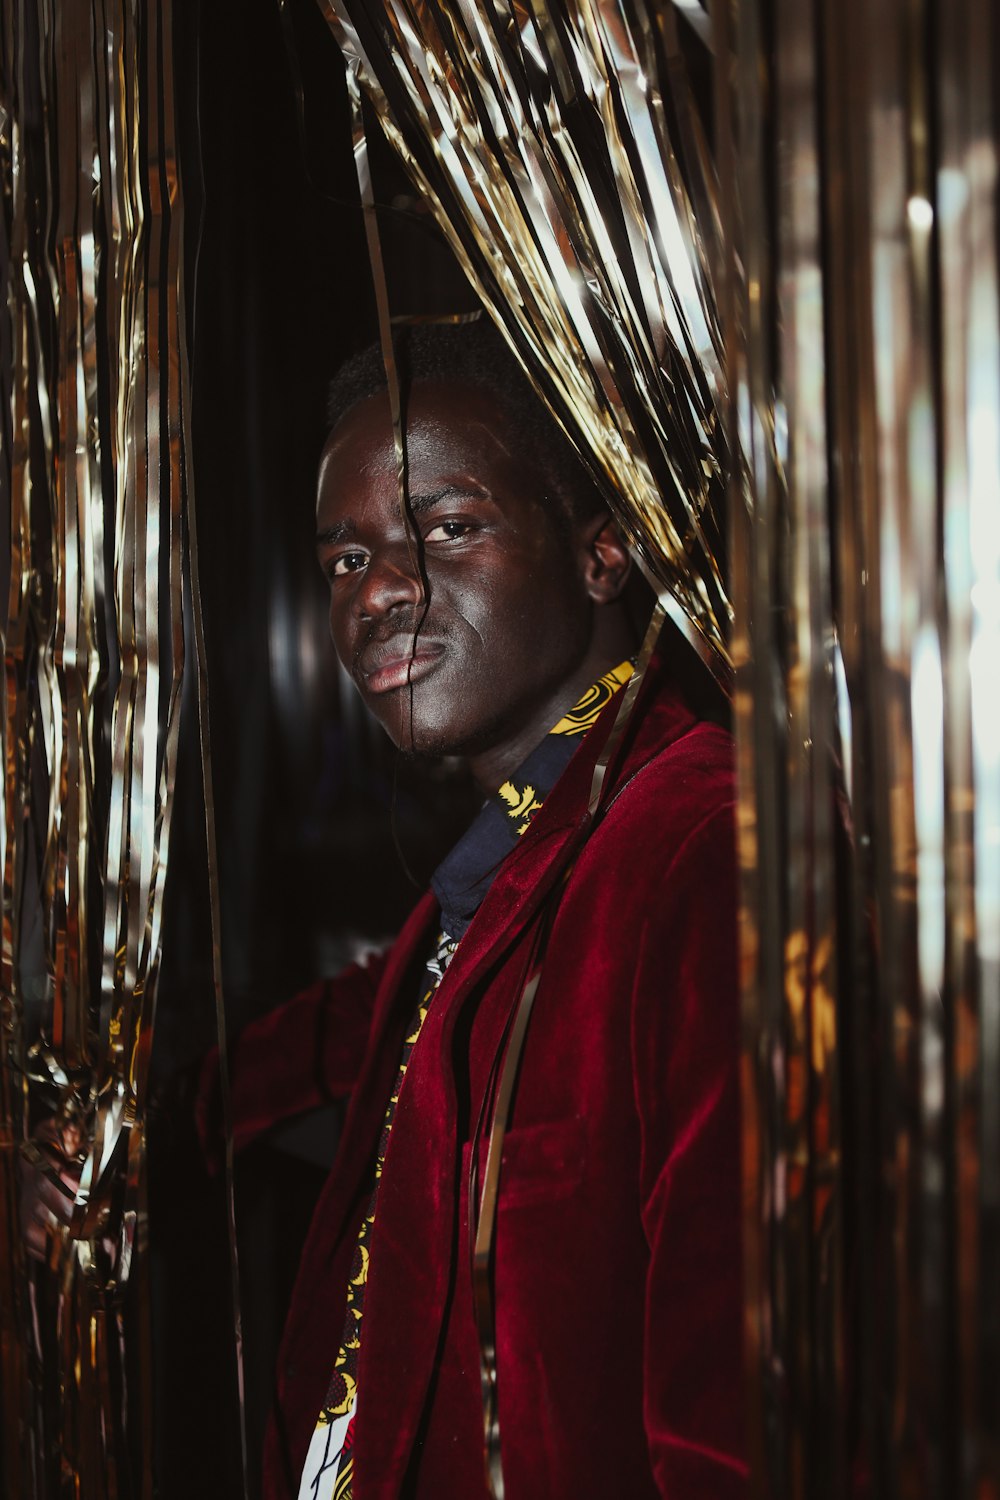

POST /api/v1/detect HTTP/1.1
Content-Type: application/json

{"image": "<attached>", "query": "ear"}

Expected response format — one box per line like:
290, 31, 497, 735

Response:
577, 512, 632, 604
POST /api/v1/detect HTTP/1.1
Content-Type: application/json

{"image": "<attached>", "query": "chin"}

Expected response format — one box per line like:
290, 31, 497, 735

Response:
369, 681, 509, 761
375, 705, 463, 760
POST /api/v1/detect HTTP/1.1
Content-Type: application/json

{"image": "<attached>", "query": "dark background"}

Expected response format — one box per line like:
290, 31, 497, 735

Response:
149, 2, 479, 1491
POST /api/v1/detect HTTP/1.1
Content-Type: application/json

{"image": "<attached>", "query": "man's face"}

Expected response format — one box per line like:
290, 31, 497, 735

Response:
315, 381, 599, 771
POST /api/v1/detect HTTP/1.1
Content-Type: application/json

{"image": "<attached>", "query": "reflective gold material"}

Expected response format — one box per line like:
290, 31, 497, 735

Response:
344, 64, 413, 577
715, 0, 1000, 1491
317, 0, 733, 675
1, 0, 993, 1488
1, 0, 190, 1490
936, 1, 1000, 1492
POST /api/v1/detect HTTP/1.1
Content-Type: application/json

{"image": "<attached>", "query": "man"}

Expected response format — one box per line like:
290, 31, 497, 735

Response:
217, 321, 746, 1498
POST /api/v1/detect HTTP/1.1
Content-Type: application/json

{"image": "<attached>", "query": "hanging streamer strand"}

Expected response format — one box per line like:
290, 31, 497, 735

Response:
316, 0, 733, 673
0, 0, 192, 1491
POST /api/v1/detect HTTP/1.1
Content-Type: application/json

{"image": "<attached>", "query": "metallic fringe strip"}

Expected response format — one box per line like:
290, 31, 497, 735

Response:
718, 0, 1000, 1492
316, 0, 733, 673
0, 0, 192, 1491
181, 75, 253, 1500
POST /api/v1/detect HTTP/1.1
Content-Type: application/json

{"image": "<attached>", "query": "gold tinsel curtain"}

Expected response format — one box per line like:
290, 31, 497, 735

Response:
1, 1, 194, 1492
315, 0, 733, 681
2, 0, 999, 1495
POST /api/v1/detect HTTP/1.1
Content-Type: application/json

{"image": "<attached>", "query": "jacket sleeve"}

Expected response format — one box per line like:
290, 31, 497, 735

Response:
630, 803, 748, 1496
196, 949, 388, 1168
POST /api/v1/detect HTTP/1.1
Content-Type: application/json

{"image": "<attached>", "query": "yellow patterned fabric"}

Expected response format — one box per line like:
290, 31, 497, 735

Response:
495, 778, 543, 834
494, 661, 633, 838
548, 660, 633, 736
298, 934, 457, 1500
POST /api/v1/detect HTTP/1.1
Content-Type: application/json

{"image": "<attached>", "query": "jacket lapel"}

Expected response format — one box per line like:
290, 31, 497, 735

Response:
427, 654, 698, 1015
329, 890, 439, 1224
348, 804, 588, 1495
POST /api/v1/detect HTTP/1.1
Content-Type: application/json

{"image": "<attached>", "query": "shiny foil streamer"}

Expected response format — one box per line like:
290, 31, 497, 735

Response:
315, 0, 734, 685
1, 0, 189, 1492
715, 0, 1000, 1494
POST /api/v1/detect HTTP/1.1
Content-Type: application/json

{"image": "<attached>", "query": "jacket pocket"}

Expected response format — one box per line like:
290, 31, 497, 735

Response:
495, 1115, 587, 1210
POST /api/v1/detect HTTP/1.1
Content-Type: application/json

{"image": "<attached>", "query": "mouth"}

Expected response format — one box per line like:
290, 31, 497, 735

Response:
357, 639, 445, 696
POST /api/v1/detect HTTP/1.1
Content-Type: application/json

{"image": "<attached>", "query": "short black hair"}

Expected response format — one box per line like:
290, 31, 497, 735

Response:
325, 319, 606, 529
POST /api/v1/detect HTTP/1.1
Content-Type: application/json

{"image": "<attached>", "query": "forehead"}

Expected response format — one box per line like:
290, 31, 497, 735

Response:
318, 380, 538, 514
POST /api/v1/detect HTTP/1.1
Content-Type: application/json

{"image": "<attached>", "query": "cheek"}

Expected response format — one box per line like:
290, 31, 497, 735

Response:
480, 555, 583, 643
443, 545, 563, 626
326, 595, 341, 644
327, 595, 356, 665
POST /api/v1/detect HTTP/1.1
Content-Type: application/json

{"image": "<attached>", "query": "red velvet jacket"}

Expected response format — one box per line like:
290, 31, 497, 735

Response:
222, 658, 746, 1498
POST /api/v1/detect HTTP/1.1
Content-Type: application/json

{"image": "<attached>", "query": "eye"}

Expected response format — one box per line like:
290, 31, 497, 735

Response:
326, 550, 369, 578
423, 518, 473, 544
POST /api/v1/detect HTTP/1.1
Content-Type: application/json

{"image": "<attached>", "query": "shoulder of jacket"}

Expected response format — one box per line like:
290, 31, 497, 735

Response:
563, 720, 735, 902
608, 718, 735, 823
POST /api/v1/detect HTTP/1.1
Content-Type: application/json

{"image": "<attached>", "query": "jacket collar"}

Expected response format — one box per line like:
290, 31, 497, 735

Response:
432, 651, 699, 1003
431, 659, 634, 940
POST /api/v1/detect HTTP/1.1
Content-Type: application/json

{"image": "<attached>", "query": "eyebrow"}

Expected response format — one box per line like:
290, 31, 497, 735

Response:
315, 519, 355, 548
315, 484, 483, 548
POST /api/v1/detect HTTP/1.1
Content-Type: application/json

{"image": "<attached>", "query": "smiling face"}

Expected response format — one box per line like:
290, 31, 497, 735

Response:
315, 380, 631, 790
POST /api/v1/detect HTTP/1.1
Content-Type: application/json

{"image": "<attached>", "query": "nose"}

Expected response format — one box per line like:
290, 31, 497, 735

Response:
354, 539, 425, 621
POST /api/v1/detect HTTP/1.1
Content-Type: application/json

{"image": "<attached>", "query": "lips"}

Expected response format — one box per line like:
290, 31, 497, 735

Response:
356, 635, 445, 695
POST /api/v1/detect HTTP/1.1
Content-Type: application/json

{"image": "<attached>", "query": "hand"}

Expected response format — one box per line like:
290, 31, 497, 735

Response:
19, 1115, 84, 1262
